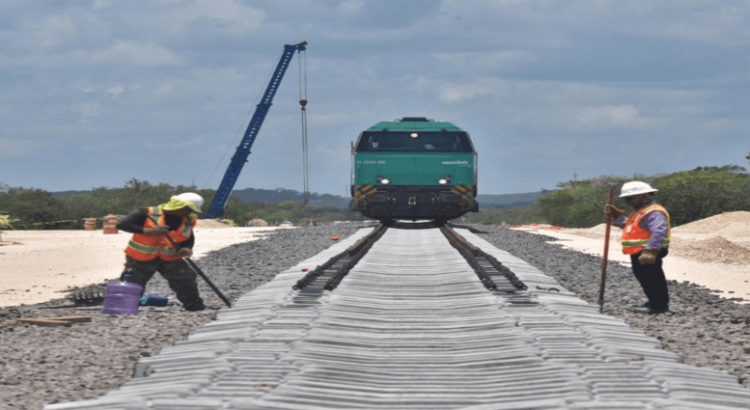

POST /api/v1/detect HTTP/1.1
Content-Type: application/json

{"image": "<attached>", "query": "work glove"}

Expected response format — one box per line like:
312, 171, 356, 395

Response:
603, 204, 625, 219
638, 249, 658, 265
178, 248, 193, 258
143, 225, 170, 236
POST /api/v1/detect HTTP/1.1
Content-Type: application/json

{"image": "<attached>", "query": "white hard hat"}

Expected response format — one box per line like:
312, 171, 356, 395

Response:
619, 181, 658, 198
174, 192, 204, 213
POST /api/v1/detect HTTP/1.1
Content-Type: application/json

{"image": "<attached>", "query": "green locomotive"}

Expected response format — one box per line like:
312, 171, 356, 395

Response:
350, 117, 478, 223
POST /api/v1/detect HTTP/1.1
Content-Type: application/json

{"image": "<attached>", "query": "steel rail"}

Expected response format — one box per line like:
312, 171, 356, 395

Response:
45, 226, 750, 410
441, 224, 528, 293
293, 223, 387, 291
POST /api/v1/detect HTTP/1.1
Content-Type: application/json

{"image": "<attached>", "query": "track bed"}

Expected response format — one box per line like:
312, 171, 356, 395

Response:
46, 227, 750, 410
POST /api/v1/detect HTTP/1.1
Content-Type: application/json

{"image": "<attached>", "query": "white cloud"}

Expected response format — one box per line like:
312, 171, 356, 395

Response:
106, 85, 124, 99
337, 0, 365, 18
0, 40, 183, 68
145, 136, 204, 148
438, 86, 491, 103
0, 138, 44, 158
83, 40, 183, 67
410, 75, 712, 136
437, 0, 750, 47
70, 102, 102, 123
169, 0, 265, 35
431, 51, 537, 73
578, 104, 640, 127
15, 13, 79, 50
92, 0, 114, 10
412, 76, 494, 103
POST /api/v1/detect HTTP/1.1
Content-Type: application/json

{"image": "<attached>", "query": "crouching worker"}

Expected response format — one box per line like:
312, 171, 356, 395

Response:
604, 181, 671, 315
116, 193, 206, 311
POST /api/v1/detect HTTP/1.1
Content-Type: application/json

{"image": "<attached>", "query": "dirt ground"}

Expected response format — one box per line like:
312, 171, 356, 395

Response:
0, 223, 287, 307
514, 211, 750, 301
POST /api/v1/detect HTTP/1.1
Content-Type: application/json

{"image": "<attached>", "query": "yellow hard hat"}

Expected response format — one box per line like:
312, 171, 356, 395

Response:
164, 192, 204, 213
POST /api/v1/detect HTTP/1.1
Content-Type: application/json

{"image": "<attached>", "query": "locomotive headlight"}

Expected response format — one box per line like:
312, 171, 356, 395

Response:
438, 176, 451, 185
410, 132, 419, 138
377, 175, 391, 185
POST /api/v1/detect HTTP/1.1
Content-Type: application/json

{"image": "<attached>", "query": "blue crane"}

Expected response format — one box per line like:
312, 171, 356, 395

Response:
205, 41, 308, 219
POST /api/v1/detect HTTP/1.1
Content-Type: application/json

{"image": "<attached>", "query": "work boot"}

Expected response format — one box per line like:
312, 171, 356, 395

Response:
184, 301, 206, 312
630, 301, 651, 309
630, 306, 669, 315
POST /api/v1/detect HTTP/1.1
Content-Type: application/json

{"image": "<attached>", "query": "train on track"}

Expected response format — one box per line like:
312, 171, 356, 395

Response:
350, 117, 479, 223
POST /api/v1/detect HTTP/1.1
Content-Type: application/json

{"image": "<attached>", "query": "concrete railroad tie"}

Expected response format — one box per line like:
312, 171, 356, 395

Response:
46, 228, 750, 410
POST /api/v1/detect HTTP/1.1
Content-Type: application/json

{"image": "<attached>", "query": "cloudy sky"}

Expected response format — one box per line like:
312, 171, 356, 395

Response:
1, 0, 749, 197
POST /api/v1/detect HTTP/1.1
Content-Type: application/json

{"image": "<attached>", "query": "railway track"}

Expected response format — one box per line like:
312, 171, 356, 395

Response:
47, 225, 750, 410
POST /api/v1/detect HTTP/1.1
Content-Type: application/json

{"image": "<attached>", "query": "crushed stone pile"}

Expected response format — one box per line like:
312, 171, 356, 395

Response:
670, 236, 750, 265
195, 219, 233, 229
673, 211, 750, 235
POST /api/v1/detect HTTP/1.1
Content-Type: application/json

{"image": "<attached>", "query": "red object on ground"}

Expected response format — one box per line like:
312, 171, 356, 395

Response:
103, 215, 119, 234
84, 218, 96, 231
330, 236, 340, 241
301, 268, 308, 272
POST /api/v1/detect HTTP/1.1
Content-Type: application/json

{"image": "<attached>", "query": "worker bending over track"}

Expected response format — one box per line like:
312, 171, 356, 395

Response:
116, 193, 206, 311
604, 181, 671, 315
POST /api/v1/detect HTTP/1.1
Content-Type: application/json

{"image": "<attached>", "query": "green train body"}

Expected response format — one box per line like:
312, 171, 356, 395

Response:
350, 117, 478, 222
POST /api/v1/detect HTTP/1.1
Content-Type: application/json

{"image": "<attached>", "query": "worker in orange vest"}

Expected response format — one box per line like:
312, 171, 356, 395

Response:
604, 181, 671, 314
116, 193, 206, 311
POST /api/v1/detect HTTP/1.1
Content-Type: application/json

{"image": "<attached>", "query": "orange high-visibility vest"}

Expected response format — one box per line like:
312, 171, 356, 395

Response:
125, 206, 197, 262
621, 203, 670, 255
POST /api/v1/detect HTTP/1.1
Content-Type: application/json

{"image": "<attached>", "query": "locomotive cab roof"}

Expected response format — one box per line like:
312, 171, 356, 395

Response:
354, 118, 475, 153
397, 117, 430, 122
366, 119, 463, 132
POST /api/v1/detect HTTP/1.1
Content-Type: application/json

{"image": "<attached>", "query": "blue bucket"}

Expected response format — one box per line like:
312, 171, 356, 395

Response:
140, 293, 169, 307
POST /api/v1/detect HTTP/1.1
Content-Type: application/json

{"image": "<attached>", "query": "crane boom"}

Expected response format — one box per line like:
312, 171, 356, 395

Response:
205, 41, 308, 219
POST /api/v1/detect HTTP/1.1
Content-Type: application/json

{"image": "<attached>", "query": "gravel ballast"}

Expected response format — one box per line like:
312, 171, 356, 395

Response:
474, 225, 750, 388
0, 223, 364, 410
2, 223, 749, 410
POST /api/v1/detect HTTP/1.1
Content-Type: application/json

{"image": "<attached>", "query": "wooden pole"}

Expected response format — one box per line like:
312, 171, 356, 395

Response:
598, 187, 616, 313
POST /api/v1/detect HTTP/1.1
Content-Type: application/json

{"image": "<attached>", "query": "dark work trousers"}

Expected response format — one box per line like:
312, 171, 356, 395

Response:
120, 256, 203, 309
630, 248, 670, 311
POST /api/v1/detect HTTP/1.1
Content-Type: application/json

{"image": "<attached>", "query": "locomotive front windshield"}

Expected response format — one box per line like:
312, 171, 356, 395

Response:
356, 131, 473, 153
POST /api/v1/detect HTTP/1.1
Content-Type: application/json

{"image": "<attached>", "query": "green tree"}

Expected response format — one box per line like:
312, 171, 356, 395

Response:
538, 175, 630, 227
0, 188, 70, 229
652, 168, 750, 226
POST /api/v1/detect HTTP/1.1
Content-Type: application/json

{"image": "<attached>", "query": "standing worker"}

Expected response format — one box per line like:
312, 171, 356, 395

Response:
604, 181, 671, 314
116, 193, 206, 311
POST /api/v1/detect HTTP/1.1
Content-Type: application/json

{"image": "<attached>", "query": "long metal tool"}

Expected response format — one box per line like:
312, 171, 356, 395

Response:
147, 216, 232, 307
598, 187, 616, 313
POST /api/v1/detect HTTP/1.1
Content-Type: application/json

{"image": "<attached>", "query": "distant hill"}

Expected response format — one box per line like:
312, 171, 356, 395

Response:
51, 187, 351, 208
476, 191, 552, 209
50, 188, 549, 209
230, 188, 350, 208
50, 190, 94, 198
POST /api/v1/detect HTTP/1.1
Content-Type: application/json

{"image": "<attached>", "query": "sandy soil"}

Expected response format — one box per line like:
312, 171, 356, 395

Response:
0, 225, 288, 307
513, 211, 750, 301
